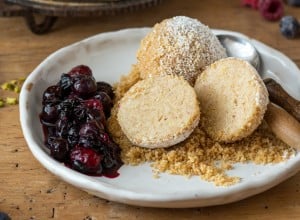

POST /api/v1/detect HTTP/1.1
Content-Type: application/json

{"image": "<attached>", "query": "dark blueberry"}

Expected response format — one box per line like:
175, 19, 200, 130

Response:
79, 120, 104, 137
78, 129, 109, 152
58, 98, 80, 118
73, 104, 87, 122
69, 146, 102, 174
67, 126, 80, 148
102, 153, 116, 169
58, 100, 72, 115
42, 85, 61, 104
68, 65, 92, 77
73, 75, 97, 97
0, 212, 11, 220
40, 103, 59, 123
40, 118, 56, 128
97, 81, 115, 99
67, 93, 83, 102
78, 134, 101, 150
55, 116, 69, 138
108, 141, 122, 158
47, 138, 69, 161
46, 136, 56, 148
86, 108, 106, 126
287, 0, 300, 6
280, 16, 300, 39
59, 73, 73, 97
44, 126, 56, 140
102, 141, 123, 172
94, 92, 113, 117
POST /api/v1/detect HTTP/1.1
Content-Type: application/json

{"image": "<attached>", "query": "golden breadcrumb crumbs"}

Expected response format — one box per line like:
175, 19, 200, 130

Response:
108, 66, 295, 187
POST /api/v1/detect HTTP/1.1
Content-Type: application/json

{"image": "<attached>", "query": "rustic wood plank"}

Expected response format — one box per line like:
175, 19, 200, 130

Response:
0, 0, 25, 16
0, 1, 300, 219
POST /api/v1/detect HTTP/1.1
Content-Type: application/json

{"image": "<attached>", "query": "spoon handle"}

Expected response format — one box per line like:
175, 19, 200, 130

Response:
264, 78, 300, 122
264, 103, 300, 150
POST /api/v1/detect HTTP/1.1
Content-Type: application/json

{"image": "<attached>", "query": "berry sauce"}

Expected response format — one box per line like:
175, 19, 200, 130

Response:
40, 65, 123, 177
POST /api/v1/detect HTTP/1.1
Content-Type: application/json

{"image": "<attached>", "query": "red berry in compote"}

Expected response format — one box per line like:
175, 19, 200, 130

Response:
70, 145, 102, 175
68, 65, 92, 77
73, 74, 97, 97
84, 99, 103, 112
94, 91, 113, 117
40, 65, 122, 177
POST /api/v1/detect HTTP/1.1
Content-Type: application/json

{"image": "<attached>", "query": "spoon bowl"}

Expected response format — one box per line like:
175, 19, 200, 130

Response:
217, 34, 261, 71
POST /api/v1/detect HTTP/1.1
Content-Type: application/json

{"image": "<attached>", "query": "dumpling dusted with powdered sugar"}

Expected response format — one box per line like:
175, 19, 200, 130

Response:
136, 16, 227, 85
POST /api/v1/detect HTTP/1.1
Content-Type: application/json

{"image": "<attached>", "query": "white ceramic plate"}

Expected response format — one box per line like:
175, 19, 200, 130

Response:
20, 28, 300, 208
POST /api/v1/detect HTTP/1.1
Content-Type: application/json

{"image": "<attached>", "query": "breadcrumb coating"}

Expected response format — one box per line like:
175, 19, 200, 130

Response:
117, 74, 200, 148
108, 67, 295, 186
194, 58, 269, 143
137, 16, 227, 85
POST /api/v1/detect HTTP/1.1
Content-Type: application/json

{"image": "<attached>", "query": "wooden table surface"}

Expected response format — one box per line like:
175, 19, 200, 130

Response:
1, 0, 300, 219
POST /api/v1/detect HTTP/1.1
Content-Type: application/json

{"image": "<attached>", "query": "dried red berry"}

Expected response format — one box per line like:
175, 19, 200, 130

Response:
241, 0, 260, 9
259, 0, 284, 21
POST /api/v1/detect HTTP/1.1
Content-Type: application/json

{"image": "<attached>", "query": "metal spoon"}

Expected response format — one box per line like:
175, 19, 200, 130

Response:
217, 34, 261, 71
217, 34, 300, 150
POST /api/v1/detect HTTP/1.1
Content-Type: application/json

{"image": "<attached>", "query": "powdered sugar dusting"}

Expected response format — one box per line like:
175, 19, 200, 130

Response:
166, 16, 205, 49
137, 16, 227, 85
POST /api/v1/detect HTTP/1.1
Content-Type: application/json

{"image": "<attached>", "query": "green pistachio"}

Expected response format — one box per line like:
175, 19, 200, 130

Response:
6, 97, 18, 105
1, 82, 14, 91
0, 99, 4, 107
10, 79, 18, 85
18, 77, 26, 83
14, 86, 21, 93
0, 78, 26, 107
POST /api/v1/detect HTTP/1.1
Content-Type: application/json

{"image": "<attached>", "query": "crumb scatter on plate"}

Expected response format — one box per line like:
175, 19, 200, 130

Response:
108, 66, 295, 186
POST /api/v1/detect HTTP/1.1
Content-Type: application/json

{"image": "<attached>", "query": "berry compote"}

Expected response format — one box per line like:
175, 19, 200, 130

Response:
40, 65, 123, 177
